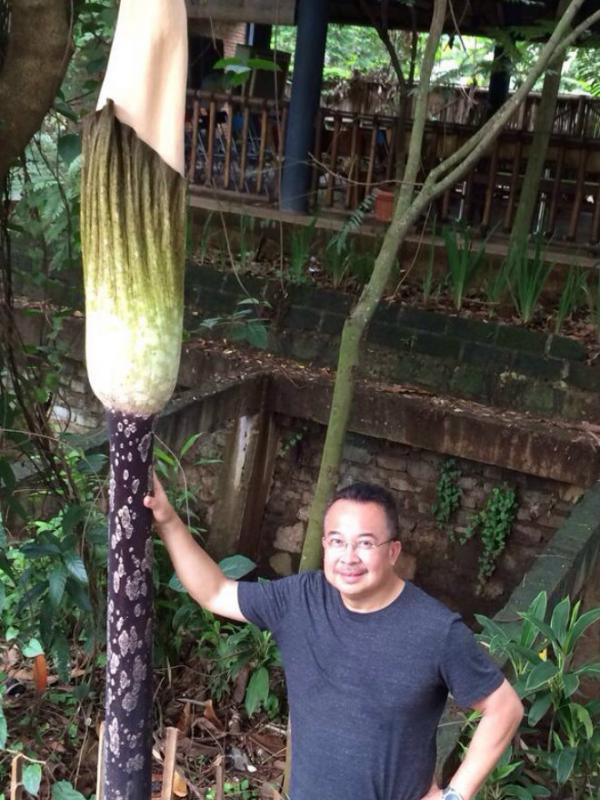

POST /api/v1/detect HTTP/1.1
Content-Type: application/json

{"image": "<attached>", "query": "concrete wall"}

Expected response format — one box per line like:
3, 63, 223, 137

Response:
185, 264, 600, 422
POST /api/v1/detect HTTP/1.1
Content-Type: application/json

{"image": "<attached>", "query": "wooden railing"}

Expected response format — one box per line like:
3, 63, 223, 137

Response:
186, 90, 285, 200
322, 83, 600, 139
186, 90, 600, 245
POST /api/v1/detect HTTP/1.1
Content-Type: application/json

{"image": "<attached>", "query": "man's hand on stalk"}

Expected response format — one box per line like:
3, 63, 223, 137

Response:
144, 473, 177, 529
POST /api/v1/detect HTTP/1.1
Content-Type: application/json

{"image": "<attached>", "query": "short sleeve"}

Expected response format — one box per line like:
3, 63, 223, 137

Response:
439, 618, 504, 708
238, 575, 298, 632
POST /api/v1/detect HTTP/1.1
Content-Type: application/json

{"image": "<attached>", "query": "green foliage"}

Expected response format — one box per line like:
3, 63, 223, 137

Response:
584, 269, 600, 342
459, 728, 551, 800
205, 778, 258, 800
476, 592, 600, 797
23, 763, 43, 796
421, 221, 439, 304
289, 218, 317, 284
484, 260, 511, 308
51, 781, 89, 800
321, 194, 376, 288
197, 611, 282, 719
432, 459, 462, 527
461, 486, 517, 590
507, 238, 552, 324
195, 297, 270, 350
442, 224, 487, 311
555, 267, 586, 334
0, 446, 107, 679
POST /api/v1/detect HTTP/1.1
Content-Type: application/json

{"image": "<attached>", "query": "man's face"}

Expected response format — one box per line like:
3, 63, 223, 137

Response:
322, 499, 402, 609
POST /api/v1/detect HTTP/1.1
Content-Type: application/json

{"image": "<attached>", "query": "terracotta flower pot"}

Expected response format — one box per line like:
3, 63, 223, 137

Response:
374, 188, 394, 223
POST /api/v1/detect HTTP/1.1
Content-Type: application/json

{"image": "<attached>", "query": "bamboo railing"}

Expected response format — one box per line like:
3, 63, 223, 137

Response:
186, 89, 600, 245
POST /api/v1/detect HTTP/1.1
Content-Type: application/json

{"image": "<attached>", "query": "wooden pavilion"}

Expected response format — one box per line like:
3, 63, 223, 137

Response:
184, 0, 600, 250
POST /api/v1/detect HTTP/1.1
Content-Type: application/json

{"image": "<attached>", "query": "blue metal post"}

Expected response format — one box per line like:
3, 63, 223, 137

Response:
280, 0, 329, 213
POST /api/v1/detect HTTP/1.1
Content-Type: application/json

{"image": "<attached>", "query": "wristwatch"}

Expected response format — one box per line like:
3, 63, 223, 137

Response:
441, 788, 465, 800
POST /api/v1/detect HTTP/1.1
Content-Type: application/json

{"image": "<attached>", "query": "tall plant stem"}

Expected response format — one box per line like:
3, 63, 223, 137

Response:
300, 0, 448, 571
509, 0, 570, 254
104, 410, 155, 800
299, 0, 599, 571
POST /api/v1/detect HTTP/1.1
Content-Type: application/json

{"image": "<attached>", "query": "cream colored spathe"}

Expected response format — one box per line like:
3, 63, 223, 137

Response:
96, 0, 188, 176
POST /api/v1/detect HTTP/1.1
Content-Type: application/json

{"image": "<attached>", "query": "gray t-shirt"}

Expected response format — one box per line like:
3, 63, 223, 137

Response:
238, 571, 503, 800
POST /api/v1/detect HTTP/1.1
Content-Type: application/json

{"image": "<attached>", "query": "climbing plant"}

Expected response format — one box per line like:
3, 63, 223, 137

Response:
462, 485, 518, 589
432, 458, 462, 527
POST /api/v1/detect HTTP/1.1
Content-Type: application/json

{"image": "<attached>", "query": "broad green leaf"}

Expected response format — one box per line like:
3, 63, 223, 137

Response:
62, 505, 86, 535
48, 566, 67, 608
219, 555, 256, 580
65, 578, 92, 613
155, 447, 177, 467
518, 612, 559, 653
568, 608, 600, 649
549, 597, 570, 646
574, 661, 600, 678
22, 638, 44, 658
555, 746, 576, 784
51, 633, 71, 684
180, 432, 203, 457
505, 786, 535, 800
571, 702, 594, 739
168, 573, 186, 593
20, 542, 61, 558
57, 133, 81, 165
0, 581, 5, 614
528, 787, 551, 798
0, 704, 7, 749
562, 672, 579, 698
246, 57, 281, 72
6, 626, 18, 640
51, 781, 87, 800
63, 553, 88, 584
245, 666, 269, 717
525, 660, 558, 692
527, 692, 552, 725
22, 763, 42, 795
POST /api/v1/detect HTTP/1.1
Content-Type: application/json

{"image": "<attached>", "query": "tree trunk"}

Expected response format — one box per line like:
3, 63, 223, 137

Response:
299, 0, 598, 571
104, 410, 155, 800
0, 0, 71, 182
509, 0, 569, 253
299, 0, 449, 571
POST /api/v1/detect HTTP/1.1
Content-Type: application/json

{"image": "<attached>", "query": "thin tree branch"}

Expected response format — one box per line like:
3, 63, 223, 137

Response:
427, 0, 594, 187
357, 0, 406, 88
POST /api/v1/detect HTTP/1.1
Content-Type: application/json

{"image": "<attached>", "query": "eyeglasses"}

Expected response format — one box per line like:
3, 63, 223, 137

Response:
322, 536, 396, 554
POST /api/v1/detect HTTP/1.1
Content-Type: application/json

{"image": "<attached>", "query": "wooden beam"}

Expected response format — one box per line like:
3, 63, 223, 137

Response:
186, 0, 295, 25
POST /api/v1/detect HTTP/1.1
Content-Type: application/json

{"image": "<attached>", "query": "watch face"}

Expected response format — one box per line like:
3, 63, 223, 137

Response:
442, 791, 462, 800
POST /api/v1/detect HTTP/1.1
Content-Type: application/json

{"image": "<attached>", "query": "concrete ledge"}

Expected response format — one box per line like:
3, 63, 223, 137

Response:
270, 371, 600, 488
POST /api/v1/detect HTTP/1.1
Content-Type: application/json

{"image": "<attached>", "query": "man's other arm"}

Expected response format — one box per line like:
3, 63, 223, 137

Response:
144, 475, 247, 622
421, 679, 523, 800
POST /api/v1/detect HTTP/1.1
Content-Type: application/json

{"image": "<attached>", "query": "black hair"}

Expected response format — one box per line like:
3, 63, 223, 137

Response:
328, 482, 400, 540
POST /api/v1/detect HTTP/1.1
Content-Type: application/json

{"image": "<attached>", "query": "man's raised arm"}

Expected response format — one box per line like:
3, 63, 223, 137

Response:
144, 475, 247, 622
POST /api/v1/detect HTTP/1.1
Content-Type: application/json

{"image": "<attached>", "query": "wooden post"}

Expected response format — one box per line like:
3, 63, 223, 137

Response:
96, 722, 106, 800
188, 98, 200, 183
10, 754, 24, 800
161, 727, 180, 800
207, 382, 279, 562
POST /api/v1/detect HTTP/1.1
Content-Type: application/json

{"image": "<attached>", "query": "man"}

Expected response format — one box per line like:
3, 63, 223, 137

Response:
145, 478, 523, 800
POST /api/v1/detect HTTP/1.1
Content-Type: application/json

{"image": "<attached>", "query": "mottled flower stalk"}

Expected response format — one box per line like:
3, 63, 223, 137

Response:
104, 411, 155, 798
80, 2, 187, 796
